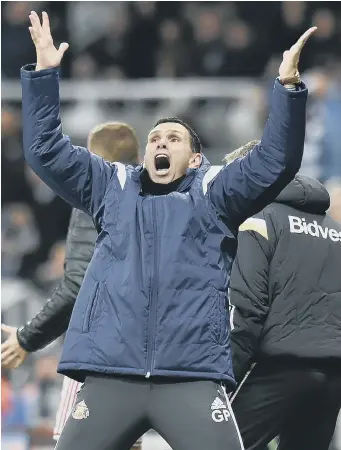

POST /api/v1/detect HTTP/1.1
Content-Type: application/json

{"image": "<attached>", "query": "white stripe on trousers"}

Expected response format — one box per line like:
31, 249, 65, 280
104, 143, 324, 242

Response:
53, 376, 82, 441
229, 364, 256, 404
221, 385, 246, 450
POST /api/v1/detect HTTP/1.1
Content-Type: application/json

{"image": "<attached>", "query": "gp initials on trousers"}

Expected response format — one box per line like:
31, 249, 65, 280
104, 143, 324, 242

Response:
212, 409, 231, 422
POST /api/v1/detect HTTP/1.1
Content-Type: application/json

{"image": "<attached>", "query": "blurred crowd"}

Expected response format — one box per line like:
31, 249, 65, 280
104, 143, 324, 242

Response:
2, 1, 341, 79
2, 108, 70, 285
1, 1, 341, 447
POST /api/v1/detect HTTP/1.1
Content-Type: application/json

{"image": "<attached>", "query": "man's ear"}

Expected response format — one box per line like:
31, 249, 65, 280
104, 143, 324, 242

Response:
188, 153, 202, 169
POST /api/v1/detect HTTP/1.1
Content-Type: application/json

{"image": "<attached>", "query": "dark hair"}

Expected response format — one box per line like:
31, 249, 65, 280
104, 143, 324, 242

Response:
153, 117, 202, 153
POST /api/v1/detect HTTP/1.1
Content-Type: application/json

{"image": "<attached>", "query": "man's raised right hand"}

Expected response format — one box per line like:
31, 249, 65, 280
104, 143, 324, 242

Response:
29, 11, 69, 71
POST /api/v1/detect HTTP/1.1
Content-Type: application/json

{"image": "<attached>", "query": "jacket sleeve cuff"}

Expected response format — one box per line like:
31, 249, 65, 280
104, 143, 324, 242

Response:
274, 77, 308, 97
16, 326, 35, 352
20, 64, 60, 79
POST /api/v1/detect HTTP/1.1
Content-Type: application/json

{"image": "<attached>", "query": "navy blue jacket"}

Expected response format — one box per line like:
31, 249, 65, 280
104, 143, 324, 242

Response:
21, 65, 307, 387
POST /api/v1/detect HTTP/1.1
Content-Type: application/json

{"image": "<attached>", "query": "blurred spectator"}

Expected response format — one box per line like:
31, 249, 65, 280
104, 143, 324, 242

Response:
71, 52, 97, 80
277, 2, 310, 52
300, 65, 341, 185
1, 371, 12, 419
1, 107, 29, 206
1, 370, 29, 431
1, 1, 71, 78
309, 9, 339, 67
125, 2, 159, 78
34, 356, 60, 420
20, 166, 70, 278
261, 57, 341, 189
222, 20, 265, 76
321, 63, 341, 187
25, 167, 58, 207
35, 241, 66, 293
191, 9, 226, 77
1, 1, 36, 78
156, 19, 193, 77
1, 203, 40, 278
67, 1, 127, 52
83, 9, 131, 79
1, 107, 22, 161
1, 157, 70, 279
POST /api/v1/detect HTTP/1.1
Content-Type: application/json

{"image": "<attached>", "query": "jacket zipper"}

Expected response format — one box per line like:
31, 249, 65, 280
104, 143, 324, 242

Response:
146, 198, 159, 378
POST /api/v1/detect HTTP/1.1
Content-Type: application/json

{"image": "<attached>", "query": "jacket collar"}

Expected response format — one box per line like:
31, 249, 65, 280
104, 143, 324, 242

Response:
131, 155, 211, 194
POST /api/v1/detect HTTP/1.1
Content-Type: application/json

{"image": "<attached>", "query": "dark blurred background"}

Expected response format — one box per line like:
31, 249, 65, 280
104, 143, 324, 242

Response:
1, 1, 341, 449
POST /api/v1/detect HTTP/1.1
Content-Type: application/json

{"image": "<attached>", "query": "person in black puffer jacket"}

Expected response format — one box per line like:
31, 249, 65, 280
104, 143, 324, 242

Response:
226, 141, 341, 450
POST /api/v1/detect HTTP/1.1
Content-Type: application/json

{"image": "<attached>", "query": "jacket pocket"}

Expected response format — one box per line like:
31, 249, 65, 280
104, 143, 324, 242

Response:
82, 282, 100, 333
209, 291, 228, 345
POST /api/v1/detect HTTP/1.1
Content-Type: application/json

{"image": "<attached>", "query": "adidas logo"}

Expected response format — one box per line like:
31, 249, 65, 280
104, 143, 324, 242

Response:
211, 396, 230, 422
211, 397, 226, 410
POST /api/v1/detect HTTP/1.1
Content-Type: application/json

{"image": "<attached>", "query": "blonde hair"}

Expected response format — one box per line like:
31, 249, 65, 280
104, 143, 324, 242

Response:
223, 140, 261, 165
88, 122, 139, 164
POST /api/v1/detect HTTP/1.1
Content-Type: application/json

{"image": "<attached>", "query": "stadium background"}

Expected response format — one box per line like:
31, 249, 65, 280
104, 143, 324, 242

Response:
1, 1, 341, 449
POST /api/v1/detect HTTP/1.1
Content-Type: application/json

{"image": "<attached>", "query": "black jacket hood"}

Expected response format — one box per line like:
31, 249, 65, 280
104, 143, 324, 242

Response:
275, 174, 330, 214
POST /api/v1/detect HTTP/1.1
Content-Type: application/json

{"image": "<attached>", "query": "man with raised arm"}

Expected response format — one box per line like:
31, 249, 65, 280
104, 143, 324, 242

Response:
20, 10, 315, 450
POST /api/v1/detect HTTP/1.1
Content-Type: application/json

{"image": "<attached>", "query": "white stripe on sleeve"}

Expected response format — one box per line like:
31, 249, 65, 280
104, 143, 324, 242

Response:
114, 162, 127, 189
202, 165, 223, 195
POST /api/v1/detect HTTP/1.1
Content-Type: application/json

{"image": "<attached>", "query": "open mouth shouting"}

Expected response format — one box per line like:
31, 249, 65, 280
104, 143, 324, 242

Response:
154, 154, 171, 175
